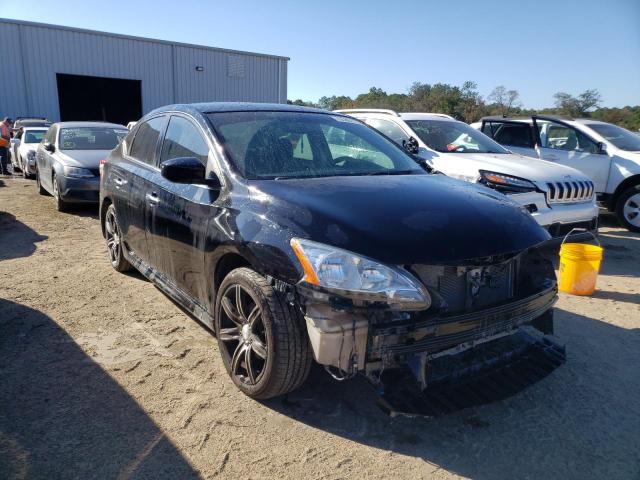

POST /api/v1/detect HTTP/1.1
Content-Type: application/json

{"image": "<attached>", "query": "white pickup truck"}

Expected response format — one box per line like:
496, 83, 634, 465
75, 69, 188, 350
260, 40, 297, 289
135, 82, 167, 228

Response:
472, 115, 640, 232
337, 109, 599, 239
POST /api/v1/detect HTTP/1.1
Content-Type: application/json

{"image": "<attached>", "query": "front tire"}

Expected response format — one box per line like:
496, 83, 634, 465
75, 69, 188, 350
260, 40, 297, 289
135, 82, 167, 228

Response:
36, 168, 48, 195
21, 157, 29, 179
214, 268, 312, 399
104, 204, 132, 272
52, 173, 68, 212
615, 185, 640, 233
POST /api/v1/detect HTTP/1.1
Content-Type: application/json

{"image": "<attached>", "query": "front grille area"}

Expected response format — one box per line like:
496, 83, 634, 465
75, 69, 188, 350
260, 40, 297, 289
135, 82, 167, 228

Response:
546, 180, 594, 204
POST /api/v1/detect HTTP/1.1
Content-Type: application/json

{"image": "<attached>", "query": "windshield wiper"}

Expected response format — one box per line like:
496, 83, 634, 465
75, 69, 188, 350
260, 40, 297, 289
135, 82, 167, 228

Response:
365, 170, 418, 176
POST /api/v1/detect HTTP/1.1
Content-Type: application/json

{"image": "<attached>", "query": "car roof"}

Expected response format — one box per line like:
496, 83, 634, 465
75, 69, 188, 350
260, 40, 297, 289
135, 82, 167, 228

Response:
54, 121, 127, 129
398, 113, 457, 121
21, 126, 48, 131
150, 102, 329, 116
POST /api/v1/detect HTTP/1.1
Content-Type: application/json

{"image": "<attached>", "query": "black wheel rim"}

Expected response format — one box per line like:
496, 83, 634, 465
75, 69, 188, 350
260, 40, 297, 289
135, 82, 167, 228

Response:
105, 209, 121, 265
219, 284, 267, 385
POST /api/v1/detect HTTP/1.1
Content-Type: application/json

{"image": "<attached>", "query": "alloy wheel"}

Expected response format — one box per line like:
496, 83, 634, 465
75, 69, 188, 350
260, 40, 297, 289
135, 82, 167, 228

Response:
105, 209, 121, 265
218, 284, 268, 385
623, 193, 640, 228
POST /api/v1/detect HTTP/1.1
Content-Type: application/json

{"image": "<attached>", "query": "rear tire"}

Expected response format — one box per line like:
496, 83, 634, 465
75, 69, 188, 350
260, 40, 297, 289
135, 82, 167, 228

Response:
214, 267, 312, 399
52, 173, 68, 212
615, 185, 640, 233
104, 204, 132, 272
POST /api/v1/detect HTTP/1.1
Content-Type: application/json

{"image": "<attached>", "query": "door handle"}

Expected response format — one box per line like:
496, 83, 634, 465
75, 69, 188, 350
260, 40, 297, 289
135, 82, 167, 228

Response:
146, 192, 159, 206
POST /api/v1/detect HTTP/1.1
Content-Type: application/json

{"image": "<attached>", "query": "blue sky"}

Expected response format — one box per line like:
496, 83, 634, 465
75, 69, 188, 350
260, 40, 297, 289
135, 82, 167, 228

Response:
1, 0, 638, 108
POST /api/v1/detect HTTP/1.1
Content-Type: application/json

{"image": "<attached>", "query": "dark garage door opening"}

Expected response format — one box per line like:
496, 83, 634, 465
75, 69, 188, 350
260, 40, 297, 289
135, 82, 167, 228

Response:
56, 73, 142, 126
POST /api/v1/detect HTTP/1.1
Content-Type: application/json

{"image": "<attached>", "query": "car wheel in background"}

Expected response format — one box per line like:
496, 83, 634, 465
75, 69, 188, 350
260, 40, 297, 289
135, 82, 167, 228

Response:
616, 185, 640, 233
21, 157, 29, 179
104, 204, 132, 272
52, 174, 68, 212
36, 168, 48, 195
214, 267, 312, 399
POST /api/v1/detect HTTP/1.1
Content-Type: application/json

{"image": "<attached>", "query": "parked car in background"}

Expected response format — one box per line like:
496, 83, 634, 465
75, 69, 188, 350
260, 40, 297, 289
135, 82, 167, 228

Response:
12, 117, 51, 134
100, 102, 563, 415
473, 116, 640, 232
338, 110, 599, 239
36, 122, 128, 211
10, 127, 48, 178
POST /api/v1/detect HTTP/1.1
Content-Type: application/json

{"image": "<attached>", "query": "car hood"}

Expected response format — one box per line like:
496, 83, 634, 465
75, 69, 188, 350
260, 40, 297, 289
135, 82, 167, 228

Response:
57, 149, 112, 168
249, 174, 550, 265
430, 152, 592, 185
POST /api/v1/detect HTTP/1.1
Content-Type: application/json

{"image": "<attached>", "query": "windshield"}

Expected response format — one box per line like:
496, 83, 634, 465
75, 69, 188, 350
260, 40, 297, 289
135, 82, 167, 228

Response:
586, 123, 640, 152
406, 119, 508, 154
23, 130, 46, 143
59, 127, 128, 151
207, 111, 425, 180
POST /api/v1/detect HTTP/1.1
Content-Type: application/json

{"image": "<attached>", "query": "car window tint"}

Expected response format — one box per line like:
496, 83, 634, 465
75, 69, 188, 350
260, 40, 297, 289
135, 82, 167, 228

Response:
321, 125, 394, 169
366, 118, 409, 144
44, 126, 56, 145
492, 123, 534, 148
208, 111, 423, 179
539, 121, 597, 153
130, 116, 165, 165
160, 116, 209, 166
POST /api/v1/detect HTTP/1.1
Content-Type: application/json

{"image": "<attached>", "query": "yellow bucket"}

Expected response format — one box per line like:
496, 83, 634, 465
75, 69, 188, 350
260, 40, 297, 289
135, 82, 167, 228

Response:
558, 231, 603, 296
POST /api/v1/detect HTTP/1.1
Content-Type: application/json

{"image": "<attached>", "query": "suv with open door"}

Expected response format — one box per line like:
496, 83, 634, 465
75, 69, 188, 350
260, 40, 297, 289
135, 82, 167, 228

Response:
473, 115, 640, 232
338, 109, 599, 240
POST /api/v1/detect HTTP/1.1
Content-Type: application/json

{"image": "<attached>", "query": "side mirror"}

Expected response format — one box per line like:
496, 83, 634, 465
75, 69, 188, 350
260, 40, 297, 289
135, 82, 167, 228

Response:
402, 136, 420, 155
597, 142, 608, 155
161, 157, 221, 188
44, 143, 55, 153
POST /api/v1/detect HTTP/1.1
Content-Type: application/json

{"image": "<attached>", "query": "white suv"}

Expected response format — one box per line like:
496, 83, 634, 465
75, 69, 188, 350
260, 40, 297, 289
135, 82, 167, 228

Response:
337, 109, 599, 239
472, 115, 640, 231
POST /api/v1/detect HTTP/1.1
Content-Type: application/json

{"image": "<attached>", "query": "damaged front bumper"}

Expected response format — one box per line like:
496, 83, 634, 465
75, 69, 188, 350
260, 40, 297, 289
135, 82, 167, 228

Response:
296, 248, 564, 415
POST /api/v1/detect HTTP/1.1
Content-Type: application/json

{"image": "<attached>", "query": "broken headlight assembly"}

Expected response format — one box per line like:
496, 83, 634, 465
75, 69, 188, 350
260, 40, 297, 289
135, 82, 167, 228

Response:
290, 238, 431, 310
479, 170, 537, 194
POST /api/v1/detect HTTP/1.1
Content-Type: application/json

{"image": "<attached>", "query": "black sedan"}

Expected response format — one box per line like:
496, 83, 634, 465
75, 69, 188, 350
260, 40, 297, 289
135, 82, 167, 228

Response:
100, 103, 561, 412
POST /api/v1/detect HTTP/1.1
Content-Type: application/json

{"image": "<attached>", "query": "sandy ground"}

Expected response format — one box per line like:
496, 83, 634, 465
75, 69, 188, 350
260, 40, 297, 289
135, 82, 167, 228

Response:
0, 174, 639, 480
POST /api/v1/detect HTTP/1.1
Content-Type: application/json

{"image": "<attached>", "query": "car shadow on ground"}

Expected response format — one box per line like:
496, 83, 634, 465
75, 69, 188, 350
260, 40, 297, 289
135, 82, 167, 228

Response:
0, 298, 199, 479
64, 204, 100, 220
264, 308, 640, 479
0, 212, 48, 261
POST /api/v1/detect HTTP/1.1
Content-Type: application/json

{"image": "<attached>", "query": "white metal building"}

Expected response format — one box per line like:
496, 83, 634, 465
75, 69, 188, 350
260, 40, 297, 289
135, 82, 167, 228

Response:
0, 18, 288, 125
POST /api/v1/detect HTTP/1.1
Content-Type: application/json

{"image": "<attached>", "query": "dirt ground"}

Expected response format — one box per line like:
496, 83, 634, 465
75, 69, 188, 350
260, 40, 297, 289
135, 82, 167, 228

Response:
0, 174, 639, 480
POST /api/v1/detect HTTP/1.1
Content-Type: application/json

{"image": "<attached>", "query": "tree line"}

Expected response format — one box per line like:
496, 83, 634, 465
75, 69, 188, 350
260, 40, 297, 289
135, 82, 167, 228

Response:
288, 82, 640, 131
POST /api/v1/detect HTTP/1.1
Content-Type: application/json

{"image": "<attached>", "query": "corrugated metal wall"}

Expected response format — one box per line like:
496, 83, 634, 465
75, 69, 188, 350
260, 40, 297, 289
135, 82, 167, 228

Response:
0, 19, 288, 122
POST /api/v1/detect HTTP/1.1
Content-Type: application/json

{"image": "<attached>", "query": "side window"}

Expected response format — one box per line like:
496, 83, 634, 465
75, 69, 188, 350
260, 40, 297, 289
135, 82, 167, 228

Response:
129, 116, 165, 165
492, 123, 534, 148
366, 118, 409, 145
44, 126, 57, 145
540, 121, 597, 153
160, 116, 209, 166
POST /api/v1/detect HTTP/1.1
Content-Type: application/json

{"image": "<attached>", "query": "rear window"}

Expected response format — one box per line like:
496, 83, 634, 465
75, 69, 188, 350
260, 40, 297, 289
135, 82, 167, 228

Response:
59, 127, 127, 150
23, 130, 46, 143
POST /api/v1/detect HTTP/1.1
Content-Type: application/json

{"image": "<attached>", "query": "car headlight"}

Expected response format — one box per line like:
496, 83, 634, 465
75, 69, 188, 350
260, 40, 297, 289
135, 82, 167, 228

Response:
63, 166, 94, 178
290, 238, 431, 310
479, 170, 536, 193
